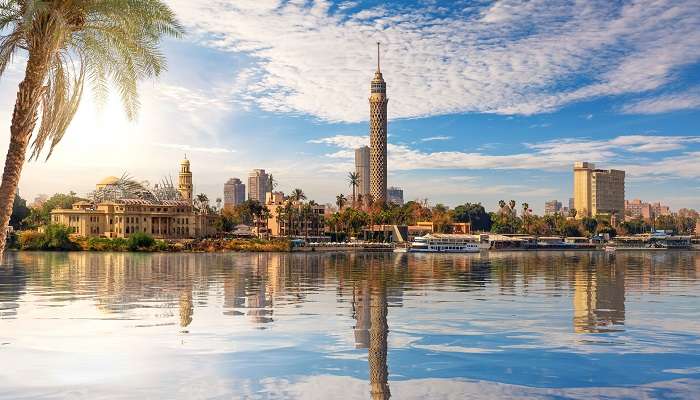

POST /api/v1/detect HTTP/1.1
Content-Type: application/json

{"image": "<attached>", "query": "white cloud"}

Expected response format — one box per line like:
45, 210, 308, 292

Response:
155, 143, 234, 154
310, 133, 700, 180
420, 136, 452, 142
621, 89, 700, 114
169, 0, 700, 122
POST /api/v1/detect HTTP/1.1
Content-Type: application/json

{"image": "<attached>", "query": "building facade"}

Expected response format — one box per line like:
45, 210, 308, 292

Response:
247, 169, 269, 204
51, 159, 218, 239
355, 146, 371, 200
573, 162, 625, 217
369, 43, 388, 203
265, 193, 326, 238
544, 200, 563, 215
178, 158, 193, 202
387, 187, 404, 206
224, 178, 245, 209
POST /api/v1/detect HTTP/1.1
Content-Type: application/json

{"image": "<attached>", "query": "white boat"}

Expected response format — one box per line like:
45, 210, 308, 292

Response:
409, 234, 489, 253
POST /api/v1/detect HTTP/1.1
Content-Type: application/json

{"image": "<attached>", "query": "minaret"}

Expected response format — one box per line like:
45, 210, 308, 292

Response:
369, 42, 388, 203
178, 155, 193, 202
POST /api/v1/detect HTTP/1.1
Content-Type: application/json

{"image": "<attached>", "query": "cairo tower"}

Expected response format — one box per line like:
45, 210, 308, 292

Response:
369, 42, 388, 203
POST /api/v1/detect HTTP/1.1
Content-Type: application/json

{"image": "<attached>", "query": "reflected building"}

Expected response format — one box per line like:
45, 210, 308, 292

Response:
179, 289, 193, 329
573, 263, 625, 333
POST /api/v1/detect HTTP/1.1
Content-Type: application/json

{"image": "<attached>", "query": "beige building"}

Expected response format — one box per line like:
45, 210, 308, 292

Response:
224, 178, 245, 209
573, 162, 625, 218
248, 169, 269, 204
265, 192, 326, 237
355, 146, 370, 200
51, 159, 218, 239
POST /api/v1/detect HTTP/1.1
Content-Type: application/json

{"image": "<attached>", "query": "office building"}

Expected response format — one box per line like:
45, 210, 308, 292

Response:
223, 178, 245, 209
387, 187, 404, 206
544, 200, 563, 215
247, 169, 269, 204
355, 146, 371, 200
573, 162, 625, 218
369, 43, 388, 203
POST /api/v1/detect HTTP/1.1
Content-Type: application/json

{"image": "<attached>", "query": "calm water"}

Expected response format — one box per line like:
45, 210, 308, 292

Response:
1, 251, 700, 399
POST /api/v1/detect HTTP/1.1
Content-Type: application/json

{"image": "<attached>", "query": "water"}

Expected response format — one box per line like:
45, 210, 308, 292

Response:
1, 251, 700, 399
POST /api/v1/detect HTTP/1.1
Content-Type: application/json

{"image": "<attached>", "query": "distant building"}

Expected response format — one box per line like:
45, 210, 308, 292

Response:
266, 194, 326, 237
568, 198, 575, 211
573, 162, 625, 218
223, 178, 245, 209
247, 169, 269, 204
625, 199, 671, 221
178, 158, 193, 203
355, 146, 370, 200
625, 199, 653, 221
51, 158, 218, 239
387, 186, 404, 206
544, 200, 563, 215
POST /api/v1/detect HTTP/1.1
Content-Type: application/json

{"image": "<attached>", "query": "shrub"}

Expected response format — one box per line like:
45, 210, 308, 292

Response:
19, 230, 45, 250
127, 232, 156, 251
18, 224, 76, 251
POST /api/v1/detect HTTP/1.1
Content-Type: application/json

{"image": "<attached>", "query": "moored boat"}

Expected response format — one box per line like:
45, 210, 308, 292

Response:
408, 234, 489, 253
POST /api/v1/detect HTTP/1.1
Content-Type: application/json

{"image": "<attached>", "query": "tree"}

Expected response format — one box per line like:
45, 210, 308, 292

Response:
498, 200, 506, 213
267, 174, 276, 192
195, 193, 209, 212
581, 217, 598, 236
453, 203, 492, 232
348, 172, 359, 206
10, 192, 29, 230
336, 194, 347, 210
0, 1, 183, 255
509, 200, 516, 216
290, 188, 306, 203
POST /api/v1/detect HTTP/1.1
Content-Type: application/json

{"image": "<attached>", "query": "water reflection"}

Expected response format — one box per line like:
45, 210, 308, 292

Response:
1, 251, 700, 398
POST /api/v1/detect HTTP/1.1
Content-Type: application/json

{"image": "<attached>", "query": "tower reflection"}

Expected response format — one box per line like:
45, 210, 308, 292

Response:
353, 257, 391, 399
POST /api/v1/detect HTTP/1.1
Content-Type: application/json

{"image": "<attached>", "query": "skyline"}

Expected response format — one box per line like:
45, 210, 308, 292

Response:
1, 0, 699, 213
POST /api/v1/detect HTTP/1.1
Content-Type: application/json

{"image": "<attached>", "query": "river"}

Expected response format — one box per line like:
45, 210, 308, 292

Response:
1, 251, 699, 399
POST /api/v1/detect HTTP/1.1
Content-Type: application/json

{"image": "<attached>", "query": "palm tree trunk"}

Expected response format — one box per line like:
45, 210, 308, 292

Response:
0, 49, 51, 258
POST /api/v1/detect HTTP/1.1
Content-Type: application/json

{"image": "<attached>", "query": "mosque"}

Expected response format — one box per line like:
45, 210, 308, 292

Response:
50, 158, 218, 239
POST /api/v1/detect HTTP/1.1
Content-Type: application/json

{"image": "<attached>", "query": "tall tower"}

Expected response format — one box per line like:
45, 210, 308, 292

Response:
178, 156, 193, 202
369, 42, 388, 203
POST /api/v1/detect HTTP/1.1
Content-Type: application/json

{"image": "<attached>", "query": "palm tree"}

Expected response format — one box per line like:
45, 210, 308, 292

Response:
498, 200, 506, 214
267, 174, 276, 193
509, 200, 516, 215
196, 193, 209, 212
336, 194, 347, 210
290, 188, 306, 203
0, 1, 183, 255
215, 197, 222, 211
348, 172, 359, 206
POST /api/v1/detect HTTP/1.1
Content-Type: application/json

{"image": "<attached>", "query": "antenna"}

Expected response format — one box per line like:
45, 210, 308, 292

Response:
377, 42, 381, 72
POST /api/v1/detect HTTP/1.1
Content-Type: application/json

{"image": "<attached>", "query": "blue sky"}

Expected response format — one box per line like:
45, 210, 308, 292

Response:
1, 0, 700, 213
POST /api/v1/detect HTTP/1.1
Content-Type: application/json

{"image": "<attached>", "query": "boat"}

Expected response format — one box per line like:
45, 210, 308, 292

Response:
408, 234, 489, 253
605, 233, 692, 251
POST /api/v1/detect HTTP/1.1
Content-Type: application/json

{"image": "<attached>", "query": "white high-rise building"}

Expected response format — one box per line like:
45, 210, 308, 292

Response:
387, 187, 404, 206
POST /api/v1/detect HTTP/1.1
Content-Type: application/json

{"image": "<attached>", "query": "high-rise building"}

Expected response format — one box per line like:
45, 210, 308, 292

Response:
544, 200, 563, 215
569, 198, 575, 211
573, 162, 625, 218
355, 146, 371, 200
178, 157, 193, 203
387, 187, 404, 206
247, 169, 269, 204
369, 42, 388, 203
625, 199, 653, 220
223, 178, 245, 209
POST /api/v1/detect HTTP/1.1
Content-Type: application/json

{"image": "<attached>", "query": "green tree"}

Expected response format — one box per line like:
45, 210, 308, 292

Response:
452, 203, 492, 231
0, 0, 183, 256
336, 193, 347, 210
348, 172, 359, 206
581, 217, 598, 236
10, 192, 29, 229
290, 188, 306, 202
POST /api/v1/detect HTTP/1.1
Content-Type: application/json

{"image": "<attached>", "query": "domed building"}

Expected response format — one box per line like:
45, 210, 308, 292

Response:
50, 159, 218, 239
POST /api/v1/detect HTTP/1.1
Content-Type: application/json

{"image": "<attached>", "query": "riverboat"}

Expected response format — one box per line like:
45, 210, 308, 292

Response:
409, 234, 489, 253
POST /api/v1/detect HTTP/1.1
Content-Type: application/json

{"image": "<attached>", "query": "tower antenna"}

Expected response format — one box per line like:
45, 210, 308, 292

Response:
377, 42, 381, 72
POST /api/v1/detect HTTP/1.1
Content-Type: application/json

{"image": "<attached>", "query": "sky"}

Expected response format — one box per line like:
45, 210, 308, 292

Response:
1, 0, 699, 213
